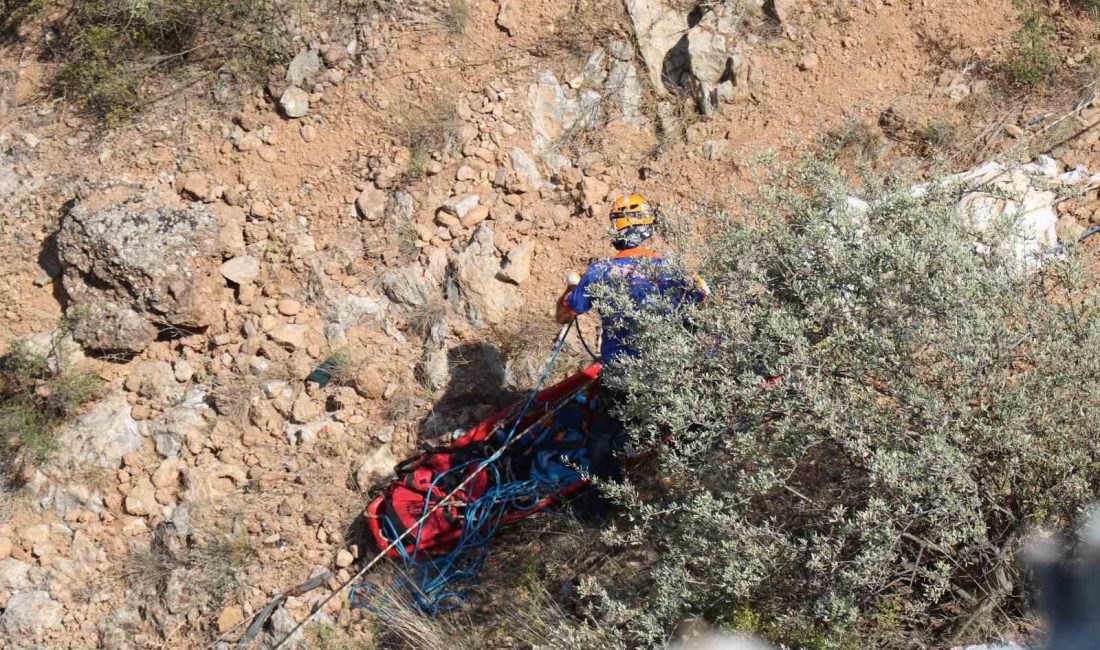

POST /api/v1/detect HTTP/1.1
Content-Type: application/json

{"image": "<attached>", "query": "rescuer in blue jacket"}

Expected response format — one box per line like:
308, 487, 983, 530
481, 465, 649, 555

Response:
554, 193, 708, 518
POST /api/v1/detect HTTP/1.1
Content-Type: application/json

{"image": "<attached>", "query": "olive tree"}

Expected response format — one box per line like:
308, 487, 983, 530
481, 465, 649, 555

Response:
566, 159, 1100, 648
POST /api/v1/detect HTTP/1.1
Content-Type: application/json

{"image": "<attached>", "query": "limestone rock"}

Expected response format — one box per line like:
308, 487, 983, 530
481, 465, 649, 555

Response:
499, 240, 534, 284
53, 391, 143, 469
220, 255, 261, 285
280, 86, 311, 119
1, 590, 64, 638
355, 446, 397, 489
355, 187, 386, 221
382, 265, 431, 307
0, 558, 31, 592
151, 396, 208, 459
286, 49, 322, 86
452, 225, 521, 327
509, 148, 543, 190
625, 0, 688, 90
58, 189, 220, 354
529, 72, 586, 170
125, 476, 158, 516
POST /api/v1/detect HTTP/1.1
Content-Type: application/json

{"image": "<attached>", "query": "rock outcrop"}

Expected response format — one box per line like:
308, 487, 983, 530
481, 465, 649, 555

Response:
452, 225, 521, 328
57, 189, 221, 354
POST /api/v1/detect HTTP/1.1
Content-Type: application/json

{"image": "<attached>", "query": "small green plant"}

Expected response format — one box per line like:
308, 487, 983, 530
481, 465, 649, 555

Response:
826, 117, 882, 161
1008, 15, 1057, 87
312, 623, 373, 650
390, 97, 458, 183
0, 339, 103, 466
441, 0, 470, 35
918, 118, 960, 155
1067, 0, 1100, 17
0, 0, 44, 37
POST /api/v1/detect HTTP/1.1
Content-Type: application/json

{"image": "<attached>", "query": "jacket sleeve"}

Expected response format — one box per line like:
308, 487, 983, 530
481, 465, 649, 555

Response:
566, 265, 598, 315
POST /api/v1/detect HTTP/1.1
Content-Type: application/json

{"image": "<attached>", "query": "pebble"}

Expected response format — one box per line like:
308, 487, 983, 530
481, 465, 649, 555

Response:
798, 52, 821, 71
217, 606, 245, 633
258, 147, 279, 163
300, 124, 317, 142
335, 549, 354, 568
277, 299, 302, 316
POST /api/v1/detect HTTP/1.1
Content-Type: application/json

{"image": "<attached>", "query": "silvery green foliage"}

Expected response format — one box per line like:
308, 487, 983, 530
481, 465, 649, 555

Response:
564, 159, 1100, 648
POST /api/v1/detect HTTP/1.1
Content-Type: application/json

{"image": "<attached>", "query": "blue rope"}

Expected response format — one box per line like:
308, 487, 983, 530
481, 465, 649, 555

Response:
352, 321, 582, 615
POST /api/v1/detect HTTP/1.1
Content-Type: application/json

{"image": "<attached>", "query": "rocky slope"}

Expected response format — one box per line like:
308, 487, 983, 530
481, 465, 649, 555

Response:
0, 0, 1098, 647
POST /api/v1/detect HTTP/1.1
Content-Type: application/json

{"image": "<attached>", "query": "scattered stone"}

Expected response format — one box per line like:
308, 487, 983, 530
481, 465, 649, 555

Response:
581, 176, 611, 214
1004, 123, 1025, 139
0, 538, 11, 561
353, 366, 386, 400
496, 0, 518, 35
280, 86, 311, 119
766, 0, 797, 23
277, 299, 302, 316
382, 265, 431, 307
220, 255, 261, 285
124, 477, 158, 516
1, 591, 64, 638
355, 187, 387, 221
355, 446, 398, 489
441, 194, 480, 219
291, 392, 321, 423
286, 49, 322, 86
335, 549, 354, 568
177, 173, 211, 202
173, 360, 195, 383
798, 52, 821, 71
461, 205, 491, 228
269, 323, 310, 351
703, 139, 731, 161
300, 124, 317, 142
217, 606, 244, 634
499, 240, 534, 284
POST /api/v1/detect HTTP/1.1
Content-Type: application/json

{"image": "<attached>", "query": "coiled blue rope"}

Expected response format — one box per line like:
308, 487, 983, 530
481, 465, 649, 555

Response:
351, 321, 582, 615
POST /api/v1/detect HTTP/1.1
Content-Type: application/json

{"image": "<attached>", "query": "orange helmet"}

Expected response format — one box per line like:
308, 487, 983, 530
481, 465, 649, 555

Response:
609, 194, 655, 249
609, 194, 655, 232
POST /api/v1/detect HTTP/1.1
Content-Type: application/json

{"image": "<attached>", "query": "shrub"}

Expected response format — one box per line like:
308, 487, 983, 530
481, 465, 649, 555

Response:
569, 158, 1100, 648
918, 118, 960, 155
46, 0, 291, 123
1007, 15, 1057, 88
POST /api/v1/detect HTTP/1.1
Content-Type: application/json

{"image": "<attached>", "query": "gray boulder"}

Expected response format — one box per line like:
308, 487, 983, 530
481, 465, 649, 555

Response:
57, 189, 220, 354
452, 225, 520, 327
1, 590, 64, 638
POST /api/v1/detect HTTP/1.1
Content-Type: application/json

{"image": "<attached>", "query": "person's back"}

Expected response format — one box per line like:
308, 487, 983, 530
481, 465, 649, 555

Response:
555, 193, 707, 519
557, 194, 707, 365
